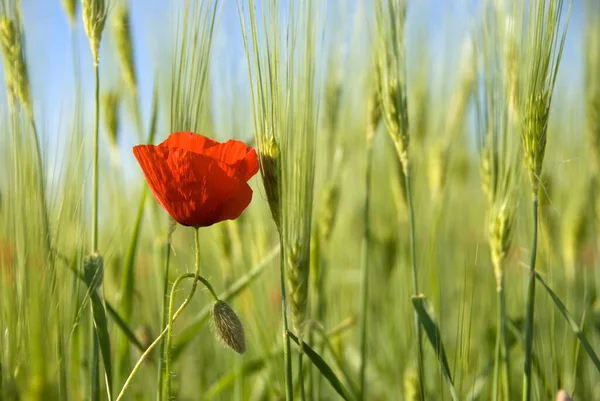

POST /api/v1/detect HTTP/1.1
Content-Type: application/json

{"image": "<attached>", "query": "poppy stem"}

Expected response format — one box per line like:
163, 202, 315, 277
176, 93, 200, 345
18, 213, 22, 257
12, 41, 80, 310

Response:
116, 272, 194, 401
164, 228, 201, 400
116, 268, 221, 401
157, 238, 172, 401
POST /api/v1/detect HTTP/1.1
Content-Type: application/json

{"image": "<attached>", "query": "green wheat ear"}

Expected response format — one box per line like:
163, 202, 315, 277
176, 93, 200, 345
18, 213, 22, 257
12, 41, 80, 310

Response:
82, 0, 108, 66
112, 5, 137, 92
0, 16, 32, 117
102, 91, 120, 150
62, 0, 78, 27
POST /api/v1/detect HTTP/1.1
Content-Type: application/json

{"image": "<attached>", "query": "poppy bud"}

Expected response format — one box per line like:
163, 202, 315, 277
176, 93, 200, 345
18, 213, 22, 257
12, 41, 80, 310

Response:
210, 300, 246, 354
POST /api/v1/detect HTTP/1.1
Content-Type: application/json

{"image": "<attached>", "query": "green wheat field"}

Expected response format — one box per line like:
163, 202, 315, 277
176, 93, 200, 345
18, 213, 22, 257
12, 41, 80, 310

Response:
1, 0, 599, 400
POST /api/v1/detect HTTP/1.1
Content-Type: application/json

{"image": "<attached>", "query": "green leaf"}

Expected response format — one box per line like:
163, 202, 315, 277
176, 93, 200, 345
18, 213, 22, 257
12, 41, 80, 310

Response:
83, 254, 113, 399
535, 272, 600, 373
287, 331, 354, 401
411, 294, 458, 401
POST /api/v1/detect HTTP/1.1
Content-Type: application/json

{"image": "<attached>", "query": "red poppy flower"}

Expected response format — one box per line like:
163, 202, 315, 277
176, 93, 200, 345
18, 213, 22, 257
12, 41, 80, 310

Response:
133, 132, 259, 227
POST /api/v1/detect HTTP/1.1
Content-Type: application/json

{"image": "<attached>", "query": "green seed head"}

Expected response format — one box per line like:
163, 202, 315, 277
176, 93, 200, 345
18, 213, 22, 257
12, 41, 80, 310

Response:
0, 16, 32, 116
82, 0, 108, 65
0, 17, 17, 110
318, 182, 340, 242
102, 91, 120, 149
286, 241, 309, 347
112, 5, 137, 92
489, 201, 514, 288
260, 135, 281, 229
62, 0, 78, 27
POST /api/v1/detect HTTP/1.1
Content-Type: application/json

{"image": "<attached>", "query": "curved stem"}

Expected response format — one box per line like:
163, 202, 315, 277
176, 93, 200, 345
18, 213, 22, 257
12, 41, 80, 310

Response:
116, 270, 219, 401
92, 63, 100, 252
404, 162, 425, 400
359, 134, 374, 400
279, 230, 294, 401
164, 228, 201, 399
522, 198, 539, 401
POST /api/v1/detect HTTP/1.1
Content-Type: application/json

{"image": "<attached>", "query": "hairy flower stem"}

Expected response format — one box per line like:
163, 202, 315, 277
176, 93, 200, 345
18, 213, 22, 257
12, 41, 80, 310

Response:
404, 164, 425, 400
279, 230, 294, 401
92, 64, 100, 252
164, 228, 202, 399
359, 133, 374, 400
157, 240, 172, 401
115, 270, 218, 401
522, 198, 539, 401
493, 274, 510, 401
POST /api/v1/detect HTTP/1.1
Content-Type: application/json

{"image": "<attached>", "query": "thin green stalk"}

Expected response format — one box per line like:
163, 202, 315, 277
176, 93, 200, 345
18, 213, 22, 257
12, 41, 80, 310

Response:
500, 279, 510, 401
299, 352, 306, 401
404, 164, 425, 400
493, 275, 510, 401
157, 240, 172, 401
493, 293, 501, 401
522, 198, 539, 401
91, 64, 100, 252
279, 230, 294, 401
359, 135, 374, 400
164, 228, 202, 399
116, 271, 218, 401
89, 60, 101, 401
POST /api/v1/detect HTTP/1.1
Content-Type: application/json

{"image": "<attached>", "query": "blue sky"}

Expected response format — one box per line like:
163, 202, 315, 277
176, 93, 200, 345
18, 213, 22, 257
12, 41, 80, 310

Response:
15, 0, 586, 167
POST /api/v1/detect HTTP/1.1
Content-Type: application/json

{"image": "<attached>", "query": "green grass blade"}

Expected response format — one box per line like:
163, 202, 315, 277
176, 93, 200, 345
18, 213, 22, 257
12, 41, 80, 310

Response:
411, 294, 458, 401
83, 256, 113, 399
106, 301, 146, 354
314, 330, 360, 400
535, 272, 600, 372
287, 331, 353, 401
171, 245, 278, 359
89, 290, 113, 400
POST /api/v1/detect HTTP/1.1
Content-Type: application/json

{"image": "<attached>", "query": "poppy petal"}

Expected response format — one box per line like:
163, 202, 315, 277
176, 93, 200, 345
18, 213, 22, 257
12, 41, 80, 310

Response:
160, 131, 220, 154
133, 144, 253, 227
202, 140, 260, 181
